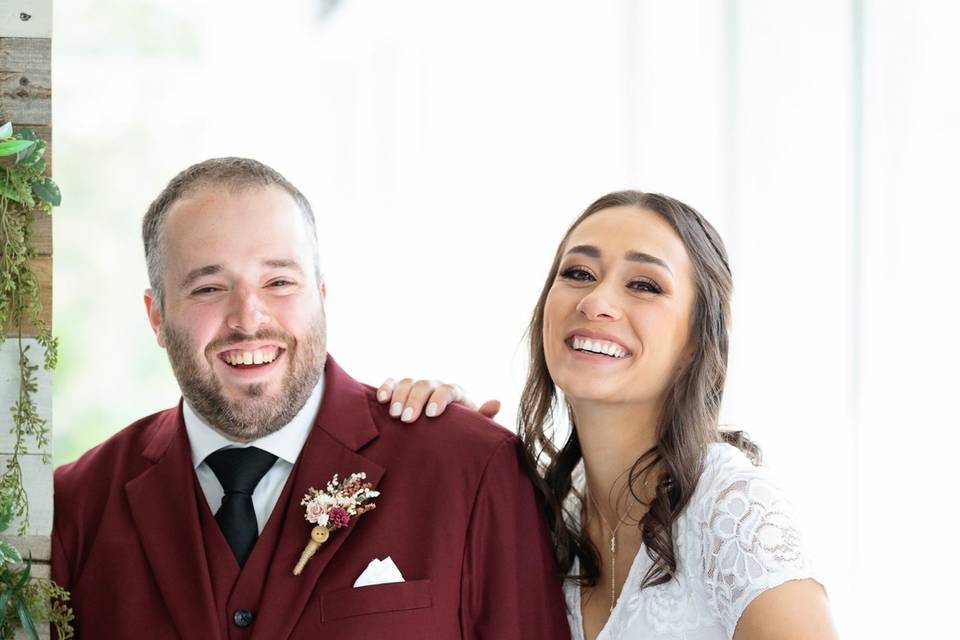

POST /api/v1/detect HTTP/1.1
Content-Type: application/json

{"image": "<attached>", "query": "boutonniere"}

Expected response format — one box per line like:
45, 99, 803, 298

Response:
293, 472, 380, 575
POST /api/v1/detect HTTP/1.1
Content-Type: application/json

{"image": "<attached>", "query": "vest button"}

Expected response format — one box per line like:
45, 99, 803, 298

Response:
233, 608, 255, 628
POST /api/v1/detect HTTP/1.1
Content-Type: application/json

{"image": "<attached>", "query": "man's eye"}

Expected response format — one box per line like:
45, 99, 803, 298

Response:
191, 286, 221, 295
629, 279, 662, 294
268, 280, 293, 288
559, 267, 594, 282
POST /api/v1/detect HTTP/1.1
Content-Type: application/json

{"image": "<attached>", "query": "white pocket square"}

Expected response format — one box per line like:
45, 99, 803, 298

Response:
353, 556, 405, 588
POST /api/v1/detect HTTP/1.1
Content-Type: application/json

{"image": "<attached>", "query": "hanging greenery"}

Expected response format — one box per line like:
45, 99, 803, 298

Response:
0, 122, 73, 638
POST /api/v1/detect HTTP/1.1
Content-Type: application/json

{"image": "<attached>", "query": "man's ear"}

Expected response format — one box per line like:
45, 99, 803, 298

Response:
320, 281, 326, 300
144, 289, 166, 349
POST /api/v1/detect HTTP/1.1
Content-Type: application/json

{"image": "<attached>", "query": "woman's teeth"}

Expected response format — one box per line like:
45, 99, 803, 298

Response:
571, 336, 627, 359
222, 349, 279, 366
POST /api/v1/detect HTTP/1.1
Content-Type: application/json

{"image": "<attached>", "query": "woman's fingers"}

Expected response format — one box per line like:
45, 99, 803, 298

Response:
477, 399, 501, 419
376, 378, 397, 404
376, 379, 498, 423
384, 378, 415, 418
399, 379, 440, 422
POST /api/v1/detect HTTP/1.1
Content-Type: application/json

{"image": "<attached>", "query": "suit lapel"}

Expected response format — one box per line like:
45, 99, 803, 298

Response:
125, 407, 221, 639
251, 356, 384, 639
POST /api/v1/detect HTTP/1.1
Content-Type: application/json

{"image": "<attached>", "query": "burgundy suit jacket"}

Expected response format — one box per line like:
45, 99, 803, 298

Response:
53, 356, 570, 639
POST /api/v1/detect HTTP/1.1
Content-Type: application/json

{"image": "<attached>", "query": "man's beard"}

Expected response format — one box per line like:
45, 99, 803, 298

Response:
162, 315, 327, 441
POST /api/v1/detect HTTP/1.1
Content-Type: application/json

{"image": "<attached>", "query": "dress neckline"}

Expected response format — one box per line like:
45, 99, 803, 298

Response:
568, 538, 649, 640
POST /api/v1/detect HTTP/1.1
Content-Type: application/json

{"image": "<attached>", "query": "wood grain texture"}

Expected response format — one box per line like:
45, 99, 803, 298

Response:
0, 36, 50, 126
0, 338, 51, 455
0, 1, 53, 39
2, 255, 52, 337
28, 207, 51, 255
25, 122, 54, 254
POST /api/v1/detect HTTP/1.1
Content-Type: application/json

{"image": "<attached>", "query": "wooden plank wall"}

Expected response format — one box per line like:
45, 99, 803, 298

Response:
1, 2, 53, 638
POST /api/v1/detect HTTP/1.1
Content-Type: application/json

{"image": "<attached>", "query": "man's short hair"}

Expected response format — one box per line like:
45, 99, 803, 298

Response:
142, 157, 319, 313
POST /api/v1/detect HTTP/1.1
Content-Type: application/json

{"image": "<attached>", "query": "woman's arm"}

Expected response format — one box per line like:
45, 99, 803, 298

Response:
734, 578, 838, 639
376, 378, 500, 422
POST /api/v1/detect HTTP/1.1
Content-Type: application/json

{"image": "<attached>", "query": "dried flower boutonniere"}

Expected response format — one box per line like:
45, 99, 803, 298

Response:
292, 472, 380, 575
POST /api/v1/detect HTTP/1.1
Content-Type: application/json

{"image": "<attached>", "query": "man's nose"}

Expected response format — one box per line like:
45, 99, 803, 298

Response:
576, 283, 622, 321
226, 287, 271, 333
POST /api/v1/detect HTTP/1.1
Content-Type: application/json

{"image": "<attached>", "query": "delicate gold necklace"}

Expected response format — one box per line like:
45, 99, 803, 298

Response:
586, 487, 625, 614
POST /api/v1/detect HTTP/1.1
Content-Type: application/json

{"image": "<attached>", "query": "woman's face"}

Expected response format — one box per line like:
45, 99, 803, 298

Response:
543, 205, 697, 411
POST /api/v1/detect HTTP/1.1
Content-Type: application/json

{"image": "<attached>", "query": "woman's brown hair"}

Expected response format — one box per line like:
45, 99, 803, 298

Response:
518, 190, 759, 588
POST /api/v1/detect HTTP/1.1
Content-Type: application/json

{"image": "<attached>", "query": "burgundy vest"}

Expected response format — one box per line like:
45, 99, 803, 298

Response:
195, 470, 300, 639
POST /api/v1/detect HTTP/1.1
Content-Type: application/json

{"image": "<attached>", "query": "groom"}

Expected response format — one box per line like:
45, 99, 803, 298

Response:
52, 158, 569, 638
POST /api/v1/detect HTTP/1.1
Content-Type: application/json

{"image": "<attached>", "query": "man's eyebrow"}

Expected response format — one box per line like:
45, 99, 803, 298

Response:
264, 259, 304, 273
565, 244, 673, 275
179, 264, 222, 290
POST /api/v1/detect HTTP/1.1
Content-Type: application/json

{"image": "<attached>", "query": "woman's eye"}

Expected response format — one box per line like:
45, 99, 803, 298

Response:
629, 279, 662, 294
559, 267, 594, 282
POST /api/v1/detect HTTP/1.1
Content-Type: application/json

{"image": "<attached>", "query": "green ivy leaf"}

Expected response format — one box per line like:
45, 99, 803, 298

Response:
0, 583, 12, 618
0, 140, 35, 157
0, 541, 20, 565
13, 129, 37, 142
0, 493, 14, 532
0, 122, 12, 138
17, 147, 45, 170
31, 178, 61, 206
17, 597, 39, 640
0, 179, 24, 203
12, 556, 32, 592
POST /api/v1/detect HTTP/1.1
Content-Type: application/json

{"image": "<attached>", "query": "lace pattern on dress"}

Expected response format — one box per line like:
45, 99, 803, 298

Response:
700, 468, 811, 636
563, 444, 819, 639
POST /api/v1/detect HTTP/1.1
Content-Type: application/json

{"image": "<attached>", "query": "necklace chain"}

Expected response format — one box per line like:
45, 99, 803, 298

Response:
586, 487, 625, 614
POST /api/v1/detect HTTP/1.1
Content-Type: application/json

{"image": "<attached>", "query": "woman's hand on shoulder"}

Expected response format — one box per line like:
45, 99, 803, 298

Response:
376, 378, 501, 423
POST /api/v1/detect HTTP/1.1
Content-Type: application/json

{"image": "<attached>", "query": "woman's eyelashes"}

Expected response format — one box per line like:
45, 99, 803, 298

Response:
559, 266, 595, 282
628, 278, 662, 294
558, 266, 662, 294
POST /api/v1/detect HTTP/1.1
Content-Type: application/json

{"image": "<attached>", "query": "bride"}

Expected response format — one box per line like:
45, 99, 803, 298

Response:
379, 191, 836, 639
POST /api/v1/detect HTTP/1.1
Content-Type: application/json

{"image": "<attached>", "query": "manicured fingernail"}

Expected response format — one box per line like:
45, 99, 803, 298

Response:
377, 390, 387, 402
401, 407, 414, 422
425, 403, 438, 417
390, 402, 402, 417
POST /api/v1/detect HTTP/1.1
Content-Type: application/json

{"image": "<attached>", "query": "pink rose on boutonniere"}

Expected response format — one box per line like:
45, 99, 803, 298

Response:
305, 500, 325, 521
293, 472, 380, 575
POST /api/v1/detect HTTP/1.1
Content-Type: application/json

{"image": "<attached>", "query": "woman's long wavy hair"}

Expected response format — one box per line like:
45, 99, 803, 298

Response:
518, 190, 760, 589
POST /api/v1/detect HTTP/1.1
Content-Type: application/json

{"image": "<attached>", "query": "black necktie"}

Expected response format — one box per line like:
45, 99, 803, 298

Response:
205, 447, 278, 567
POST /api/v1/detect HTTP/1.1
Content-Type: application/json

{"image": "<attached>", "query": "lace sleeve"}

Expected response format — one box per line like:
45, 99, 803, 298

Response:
700, 468, 817, 636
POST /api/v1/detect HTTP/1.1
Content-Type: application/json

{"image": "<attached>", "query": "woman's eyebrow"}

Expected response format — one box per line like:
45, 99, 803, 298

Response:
625, 250, 673, 275
566, 244, 672, 275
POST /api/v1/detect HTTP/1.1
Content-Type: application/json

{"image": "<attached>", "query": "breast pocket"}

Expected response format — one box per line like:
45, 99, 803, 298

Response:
320, 579, 433, 622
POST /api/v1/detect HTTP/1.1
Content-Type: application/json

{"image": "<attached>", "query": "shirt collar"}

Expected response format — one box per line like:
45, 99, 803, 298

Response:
183, 373, 325, 469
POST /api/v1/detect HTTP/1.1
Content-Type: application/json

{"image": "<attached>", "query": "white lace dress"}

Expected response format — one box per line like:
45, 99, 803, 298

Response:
565, 443, 819, 640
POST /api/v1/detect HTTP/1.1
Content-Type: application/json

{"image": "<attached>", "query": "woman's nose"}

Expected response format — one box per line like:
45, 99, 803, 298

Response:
576, 284, 621, 321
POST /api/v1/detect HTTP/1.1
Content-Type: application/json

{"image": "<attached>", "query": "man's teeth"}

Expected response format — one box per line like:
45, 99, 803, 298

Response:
571, 336, 627, 358
223, 349, 279, 366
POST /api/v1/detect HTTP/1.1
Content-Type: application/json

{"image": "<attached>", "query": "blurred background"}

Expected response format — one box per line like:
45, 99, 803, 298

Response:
52, 0, 958, 636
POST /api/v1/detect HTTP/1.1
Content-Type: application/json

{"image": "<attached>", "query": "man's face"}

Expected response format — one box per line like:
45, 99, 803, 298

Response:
145, 184, 327, 441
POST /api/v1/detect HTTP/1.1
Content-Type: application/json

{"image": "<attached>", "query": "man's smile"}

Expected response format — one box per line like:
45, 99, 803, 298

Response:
217, 344, 284, 367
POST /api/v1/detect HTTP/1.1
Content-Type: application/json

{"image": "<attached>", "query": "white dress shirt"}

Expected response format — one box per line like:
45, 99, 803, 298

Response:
183, 375, 324, 533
